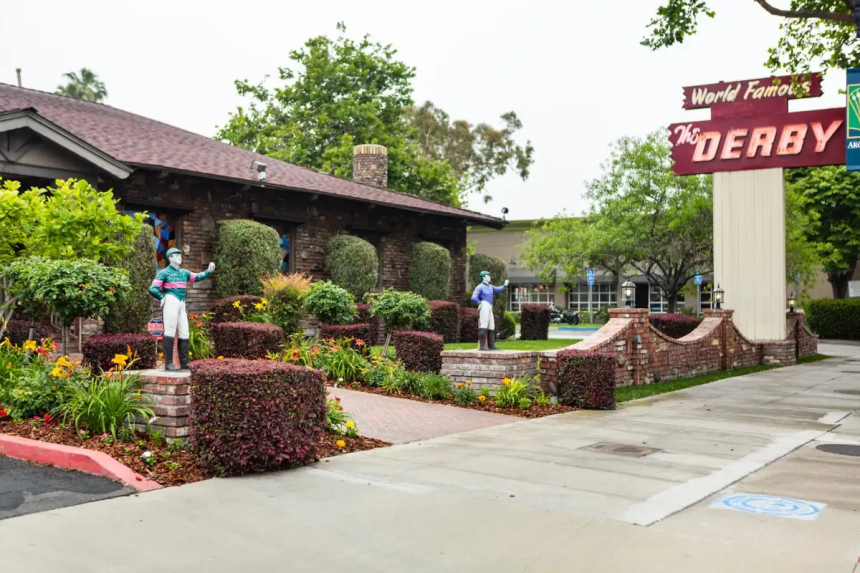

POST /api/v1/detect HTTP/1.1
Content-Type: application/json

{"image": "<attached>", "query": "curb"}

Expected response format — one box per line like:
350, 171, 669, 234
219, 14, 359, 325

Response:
0, 434, 163, 492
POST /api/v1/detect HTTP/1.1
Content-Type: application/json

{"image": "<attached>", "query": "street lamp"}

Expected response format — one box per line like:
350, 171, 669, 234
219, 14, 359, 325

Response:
713, 284, 724, 310
788, 290, 797, 312
621, 279, 635, 308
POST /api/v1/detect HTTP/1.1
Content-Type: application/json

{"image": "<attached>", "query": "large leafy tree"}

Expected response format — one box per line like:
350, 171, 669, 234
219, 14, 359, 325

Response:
55, 68, 108, 102
217, 23, 533, 206
642, 1, 859, 79
787, 166, 860, 298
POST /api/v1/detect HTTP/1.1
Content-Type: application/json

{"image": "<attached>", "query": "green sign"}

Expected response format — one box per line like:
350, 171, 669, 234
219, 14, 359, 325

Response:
847, 69, 860, 172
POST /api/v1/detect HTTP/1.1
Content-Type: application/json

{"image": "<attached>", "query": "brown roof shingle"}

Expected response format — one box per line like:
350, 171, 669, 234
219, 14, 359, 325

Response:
0, 83, 502, 227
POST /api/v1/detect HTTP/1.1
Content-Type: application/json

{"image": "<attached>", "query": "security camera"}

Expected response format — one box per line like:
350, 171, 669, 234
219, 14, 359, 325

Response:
501, 207, 509, 215
250, 160, 267, 182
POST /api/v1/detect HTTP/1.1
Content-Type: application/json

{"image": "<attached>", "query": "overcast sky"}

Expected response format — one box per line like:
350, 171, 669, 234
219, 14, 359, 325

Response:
0, 1, 847, 221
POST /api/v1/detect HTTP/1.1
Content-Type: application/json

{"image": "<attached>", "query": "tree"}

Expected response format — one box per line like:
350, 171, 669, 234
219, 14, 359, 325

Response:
642, 1, 859, 79
104, 227, 157, 334
367, 288, 430, 354
56, 68, 108, 102
787, 166, 860, 298
522, 131, 713, 313
217, 23, 533, 206
405, 102, 533, 203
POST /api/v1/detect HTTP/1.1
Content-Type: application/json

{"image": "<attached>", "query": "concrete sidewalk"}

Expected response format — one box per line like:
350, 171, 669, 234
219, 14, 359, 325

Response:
2, 353, 860, 572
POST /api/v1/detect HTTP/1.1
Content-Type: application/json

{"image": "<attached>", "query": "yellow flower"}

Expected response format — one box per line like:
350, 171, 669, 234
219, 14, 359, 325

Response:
456, 383, 463, 388
50, 366, 64, 378
260, 298, 269, 305
232, 300, 243, 309
1, 336, 10, 348
336, 440, 346, 448
502, 378, 512, 387
466, 381, 472, 385
254, 303, 264, 311
23, 340, 37, 352
56, 356, 73, 369
478, 395, 487, 402
6, 362, 12, 370
217, 356, 224, 360
112, 354, 129, 367
345, 420, 355, 429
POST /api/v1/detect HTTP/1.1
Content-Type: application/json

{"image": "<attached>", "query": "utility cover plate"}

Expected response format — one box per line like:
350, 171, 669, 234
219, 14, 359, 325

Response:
581, 442, 660, 457
834, 389, 860, 395
816, 444, 860, 457
711, 493, 824, 520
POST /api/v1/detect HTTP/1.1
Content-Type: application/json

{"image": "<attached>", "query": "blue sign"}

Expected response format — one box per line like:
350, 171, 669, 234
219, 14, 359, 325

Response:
847, 68, 860, 172
694, 271, 702, 285
586, 268, 594, 286
712, 493, 824, 521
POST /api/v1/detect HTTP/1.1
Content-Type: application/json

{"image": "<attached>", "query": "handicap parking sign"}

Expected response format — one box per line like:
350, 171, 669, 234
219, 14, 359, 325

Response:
694, 271, 702, 285
587, 268, 595, 286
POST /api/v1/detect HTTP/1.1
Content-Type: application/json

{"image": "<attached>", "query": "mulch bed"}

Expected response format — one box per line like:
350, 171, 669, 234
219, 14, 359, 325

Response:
332, 384, 576, 419
0, 420, 388, 487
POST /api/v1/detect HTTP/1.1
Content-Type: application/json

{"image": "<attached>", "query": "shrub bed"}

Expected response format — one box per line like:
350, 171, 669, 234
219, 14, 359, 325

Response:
650, 313, 702, 339
4, 319, 51, 347
806, 299, 860, 340
189, 359, 327, 476
394, 331, 444, 373
426, 300, 459, 343
458, 307, 479, 343
520, 305, 550, 340
82, 333, 157, 372
555, 349, 616, 410
211, 295, 263, 323
320, 323, 374, 350
211, 322, 285, 359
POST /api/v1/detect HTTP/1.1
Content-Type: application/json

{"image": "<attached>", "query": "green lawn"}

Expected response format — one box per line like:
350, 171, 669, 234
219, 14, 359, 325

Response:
550, 323, 604, 329
370, 338, 578, 355
797, 353, 833, 364
615, 364, 778, 403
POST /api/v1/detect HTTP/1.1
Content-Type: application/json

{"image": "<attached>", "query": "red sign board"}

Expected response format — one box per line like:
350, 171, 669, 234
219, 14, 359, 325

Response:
682, 74, 823, 111
668, 108, 845, 176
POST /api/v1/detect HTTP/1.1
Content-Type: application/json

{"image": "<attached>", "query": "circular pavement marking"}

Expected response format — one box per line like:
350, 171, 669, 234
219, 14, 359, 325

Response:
816, 443, 860, 457
719, 494, 821, 519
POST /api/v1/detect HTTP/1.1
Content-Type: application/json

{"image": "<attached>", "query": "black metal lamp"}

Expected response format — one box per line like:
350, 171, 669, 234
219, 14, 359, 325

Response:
713, 284, 724, 310
621, 279, 635, 308
788, 290, 797, 312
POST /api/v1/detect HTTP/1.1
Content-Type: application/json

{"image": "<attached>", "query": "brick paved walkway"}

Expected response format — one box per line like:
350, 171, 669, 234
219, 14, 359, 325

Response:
327, 388, 517, 444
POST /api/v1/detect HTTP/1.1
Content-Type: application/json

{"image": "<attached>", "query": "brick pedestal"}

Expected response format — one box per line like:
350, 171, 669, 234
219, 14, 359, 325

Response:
138, 370, 191, 438
761, 341, 797, 366
441, 350, 538, 391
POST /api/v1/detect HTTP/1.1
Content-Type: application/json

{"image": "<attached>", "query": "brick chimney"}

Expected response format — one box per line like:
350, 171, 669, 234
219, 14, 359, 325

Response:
353, 144, 388, 188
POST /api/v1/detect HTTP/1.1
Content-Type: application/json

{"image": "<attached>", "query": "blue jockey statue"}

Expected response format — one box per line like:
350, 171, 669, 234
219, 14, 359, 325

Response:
471, 270, 509, 351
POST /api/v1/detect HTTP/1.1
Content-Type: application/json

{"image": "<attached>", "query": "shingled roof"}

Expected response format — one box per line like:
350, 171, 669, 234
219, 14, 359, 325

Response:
0, 83, 503, 227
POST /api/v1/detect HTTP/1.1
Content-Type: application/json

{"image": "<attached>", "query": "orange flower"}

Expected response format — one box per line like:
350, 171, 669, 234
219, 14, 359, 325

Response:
217, 356, 224, 360
336, 440, 346, 448
355, 339, 365, 347
456, 383, 463, 388
478, 395, 487, 402
332, 346, 340, 353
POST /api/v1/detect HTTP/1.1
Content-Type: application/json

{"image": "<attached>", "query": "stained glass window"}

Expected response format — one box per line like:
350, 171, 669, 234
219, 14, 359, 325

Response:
125, 209, 178, 268
267, 222, 292, 274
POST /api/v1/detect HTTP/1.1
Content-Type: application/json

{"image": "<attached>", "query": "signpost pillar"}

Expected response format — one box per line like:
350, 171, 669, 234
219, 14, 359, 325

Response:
587, 269, 594, 318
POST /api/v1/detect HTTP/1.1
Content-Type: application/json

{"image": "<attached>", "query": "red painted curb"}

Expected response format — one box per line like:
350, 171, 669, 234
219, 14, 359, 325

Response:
0, 434, 163, 492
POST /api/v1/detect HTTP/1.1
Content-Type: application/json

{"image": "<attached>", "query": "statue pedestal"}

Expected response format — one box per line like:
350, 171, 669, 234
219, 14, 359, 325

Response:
440, 350, 539, 392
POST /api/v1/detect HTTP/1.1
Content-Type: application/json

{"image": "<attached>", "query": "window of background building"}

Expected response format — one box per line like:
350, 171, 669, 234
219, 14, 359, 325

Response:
567, 282, 617, 310
508, 283, 554, 312
124, 208, 178, 268
700, 282, 712, 310
267, 222, 295, 274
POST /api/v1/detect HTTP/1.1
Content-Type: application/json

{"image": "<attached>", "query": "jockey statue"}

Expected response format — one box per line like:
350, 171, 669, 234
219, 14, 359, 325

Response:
470, 270, 508, 351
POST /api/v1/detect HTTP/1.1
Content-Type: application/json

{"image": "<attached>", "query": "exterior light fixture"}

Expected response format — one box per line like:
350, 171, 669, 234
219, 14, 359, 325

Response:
788, 290, 797, 312
501, 207, 509, 221
509, 256, 517, 267
713, 284, 724, 309
250, 160, 267, 182
621, 279, 635, 308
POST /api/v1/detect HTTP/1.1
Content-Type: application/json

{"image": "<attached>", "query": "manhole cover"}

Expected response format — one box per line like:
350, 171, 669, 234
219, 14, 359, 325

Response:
839, 369, 860, 374
835, 389, 860, 395
712, 493, 824, 520
580, 442, 660, 457
816, 444, 860, 457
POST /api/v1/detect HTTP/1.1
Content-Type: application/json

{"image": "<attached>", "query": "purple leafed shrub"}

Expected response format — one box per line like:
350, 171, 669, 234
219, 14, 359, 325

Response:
82, 333, 158, 372
210, 295, 263, 323
211, 322, 285, 359
650, 313, 702, 339
520, 305, 551, 341
189, 359, 327, 476
394, 330, 444, 373
354, 302, 382, 345
319, 322, 374, 354
555, 349, 616, 410
4, 319, 51, 347
426, 300, 459, 343
458, 307, 479, 343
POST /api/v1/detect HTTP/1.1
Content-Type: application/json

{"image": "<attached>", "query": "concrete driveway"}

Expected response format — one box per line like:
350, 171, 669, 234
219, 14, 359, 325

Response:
1, 349, 859, 572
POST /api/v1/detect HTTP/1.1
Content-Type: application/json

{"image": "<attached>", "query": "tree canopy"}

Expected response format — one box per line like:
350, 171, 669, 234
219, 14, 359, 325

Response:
55, 68, 108, 102
642, 1, 859, 79
216, 23, 533, 206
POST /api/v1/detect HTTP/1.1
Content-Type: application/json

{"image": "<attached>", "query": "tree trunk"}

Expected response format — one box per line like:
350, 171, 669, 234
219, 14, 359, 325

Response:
382, 331, 392, 356
61, 325, 69, 357
827, 260, 857, 299
666, 293, 679, 314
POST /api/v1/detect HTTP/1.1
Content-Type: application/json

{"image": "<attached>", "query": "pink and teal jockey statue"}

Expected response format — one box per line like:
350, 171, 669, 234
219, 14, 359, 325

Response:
471, 270, 508, 351
148, 247, 214, 370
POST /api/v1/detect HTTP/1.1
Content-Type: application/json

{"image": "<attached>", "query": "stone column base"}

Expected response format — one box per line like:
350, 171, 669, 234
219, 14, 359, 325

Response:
138, 370, 191, 438
760, 341, 797, 366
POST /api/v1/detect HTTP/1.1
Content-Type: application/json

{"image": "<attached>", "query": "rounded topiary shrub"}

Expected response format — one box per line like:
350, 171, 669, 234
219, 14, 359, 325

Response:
189, 359, 326, 476
211, 322, 285, 359
520, 304, 550, 341
213, 220, 281, 297
4, 319, 51, 347
458, 307, 479, 343
305, 281, 357, 325
426, 300, 459, 343
468, 253, 508, 327
211, 295, 263, 323
104, 226, 157, 334
555, 349, 616, 409
498, 311, 517, 340
410, 242, 451, 301
394, 331, 444, 373
650, 313, 702, 339
326, 235, 378, 300
82, 333, 158, 373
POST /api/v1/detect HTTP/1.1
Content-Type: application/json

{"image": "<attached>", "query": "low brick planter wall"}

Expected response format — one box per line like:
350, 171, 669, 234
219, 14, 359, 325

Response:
139, 370, 191, 438
441, 350, 539, 391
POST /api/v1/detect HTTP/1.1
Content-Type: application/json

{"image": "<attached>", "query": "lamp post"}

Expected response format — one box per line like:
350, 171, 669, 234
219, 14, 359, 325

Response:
713, 284, 724, 310
622, 279, 635, 308
788, 290, 797, 313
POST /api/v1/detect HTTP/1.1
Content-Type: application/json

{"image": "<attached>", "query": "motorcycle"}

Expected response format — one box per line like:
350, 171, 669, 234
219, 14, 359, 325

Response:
547, 303, 580, 325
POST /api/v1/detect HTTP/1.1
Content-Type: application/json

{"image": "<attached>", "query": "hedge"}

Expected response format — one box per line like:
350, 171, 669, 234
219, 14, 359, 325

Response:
354, 303, 381, 345
426, 300, 459, 343
650, 313, 702, 339
319, 323, 374, 352
498, 311, 517, 340
211, 295, 262, 323
468, 253, 507, 328
211, 322, 285, 359
326, 235, 379, 300
212, 219, 281, 297
520, 305, 550, 340
806, 299, 860, 340
189, 359, 326, 476
82, 333, 158, 373
4, 319, 51, 347
555, 349, 616, 410
394, 331, 444, 373
104, 226, 156, 334
458, 307, 479, 343
410, 242, 451, 301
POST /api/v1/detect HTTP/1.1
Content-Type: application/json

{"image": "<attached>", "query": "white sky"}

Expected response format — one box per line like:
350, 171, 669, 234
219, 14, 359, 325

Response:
0, 1, 847, 221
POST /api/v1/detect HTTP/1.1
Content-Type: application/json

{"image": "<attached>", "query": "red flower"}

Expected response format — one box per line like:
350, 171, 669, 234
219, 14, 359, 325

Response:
0, 410, 7, 418
37, 348, 46, 356
43, 414, 52, 422
197, 321, 203, 327
33, 416, 40, 420
52, 342, 58, 351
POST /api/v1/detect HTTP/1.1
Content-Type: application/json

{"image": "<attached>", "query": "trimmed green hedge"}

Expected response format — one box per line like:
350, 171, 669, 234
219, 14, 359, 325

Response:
468, 254, 507, 328
498, 311, 517, 340
212, 220, 281, 297
806, 299, 860, 340
104, 226, 156, 334
410, 242, 451, 301
326, 235, 379, 300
